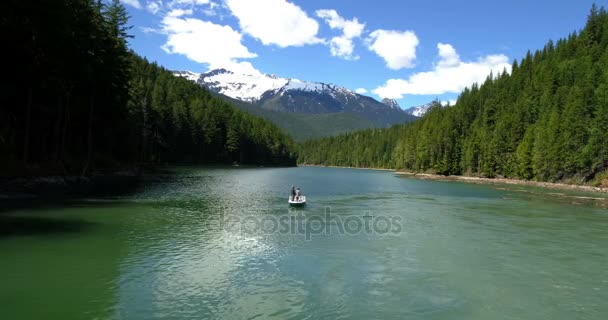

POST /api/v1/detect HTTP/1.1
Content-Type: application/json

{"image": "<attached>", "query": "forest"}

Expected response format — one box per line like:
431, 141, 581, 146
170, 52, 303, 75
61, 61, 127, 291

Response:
0, 0, 297, 178
299, 5, 608, 186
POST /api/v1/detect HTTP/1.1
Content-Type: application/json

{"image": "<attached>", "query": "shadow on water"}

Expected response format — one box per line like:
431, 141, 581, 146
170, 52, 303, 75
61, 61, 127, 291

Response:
0, 215, 95, 238
0, 172, 146, 238
0, 173, 144, 213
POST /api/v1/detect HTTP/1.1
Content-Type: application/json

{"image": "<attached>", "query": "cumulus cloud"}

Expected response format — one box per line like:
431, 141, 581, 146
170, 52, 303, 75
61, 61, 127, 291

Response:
167, 8, 193, 17
172, 0, 210, 5
355, 88, 368, 94
145, 0, 217, 15
225, 0, 322, 47
201, 1, 219, 16
373, 43, 511, 99
122, 0, 142, 9
316, 9, 365, 60
366, 29, 419, 70
161, 15, 259, 74
146, 1, 162, 14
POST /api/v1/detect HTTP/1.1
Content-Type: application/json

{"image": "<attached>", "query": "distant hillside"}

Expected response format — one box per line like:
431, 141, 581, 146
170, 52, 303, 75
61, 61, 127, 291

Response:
212, 92, 375, 141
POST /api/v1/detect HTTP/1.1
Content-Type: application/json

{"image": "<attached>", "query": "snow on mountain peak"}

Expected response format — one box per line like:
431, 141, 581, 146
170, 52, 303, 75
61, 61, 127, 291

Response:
173, 70, 200, 82
174, 68, 358, 103
381, 98, 401, 110
404, 102, 434, 117
196, 68, 289, 102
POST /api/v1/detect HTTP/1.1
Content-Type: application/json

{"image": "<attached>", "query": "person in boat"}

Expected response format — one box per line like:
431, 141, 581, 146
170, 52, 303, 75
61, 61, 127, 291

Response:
295, 187, 301, 201
290, 185, 296, 201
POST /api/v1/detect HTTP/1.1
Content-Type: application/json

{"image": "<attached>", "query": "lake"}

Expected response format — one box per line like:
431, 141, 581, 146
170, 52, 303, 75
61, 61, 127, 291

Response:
1, 166, 607, 319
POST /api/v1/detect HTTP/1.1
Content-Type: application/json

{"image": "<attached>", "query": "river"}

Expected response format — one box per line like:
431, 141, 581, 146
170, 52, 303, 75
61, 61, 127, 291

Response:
1, 166, 607, 319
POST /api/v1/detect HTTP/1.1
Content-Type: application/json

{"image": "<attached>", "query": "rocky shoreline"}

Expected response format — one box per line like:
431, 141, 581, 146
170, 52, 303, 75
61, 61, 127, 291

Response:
394, 171, 608, 194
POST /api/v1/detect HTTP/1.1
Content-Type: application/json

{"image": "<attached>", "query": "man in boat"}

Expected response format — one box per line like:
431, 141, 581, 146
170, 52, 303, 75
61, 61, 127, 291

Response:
290, 185, 296, 201
295, 188, 301, 201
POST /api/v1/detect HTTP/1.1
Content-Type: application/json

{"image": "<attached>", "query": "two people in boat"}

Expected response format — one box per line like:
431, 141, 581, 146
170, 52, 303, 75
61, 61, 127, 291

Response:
290, 185, 302, 201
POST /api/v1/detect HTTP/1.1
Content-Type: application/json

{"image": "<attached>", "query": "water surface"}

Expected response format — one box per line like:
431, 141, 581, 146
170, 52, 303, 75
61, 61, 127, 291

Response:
1, 167, 607, 319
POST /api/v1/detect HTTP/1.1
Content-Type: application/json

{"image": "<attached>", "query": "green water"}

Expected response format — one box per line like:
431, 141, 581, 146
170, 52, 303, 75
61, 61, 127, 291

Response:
1, 167, 607, 319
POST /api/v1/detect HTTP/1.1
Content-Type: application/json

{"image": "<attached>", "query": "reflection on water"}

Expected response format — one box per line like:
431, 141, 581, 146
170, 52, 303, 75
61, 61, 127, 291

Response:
1, 166, 608, 320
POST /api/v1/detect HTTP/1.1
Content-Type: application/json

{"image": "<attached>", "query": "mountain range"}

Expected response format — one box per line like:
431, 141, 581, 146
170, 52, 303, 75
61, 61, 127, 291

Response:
403, 103, 434, 117
174, 68, 424, 140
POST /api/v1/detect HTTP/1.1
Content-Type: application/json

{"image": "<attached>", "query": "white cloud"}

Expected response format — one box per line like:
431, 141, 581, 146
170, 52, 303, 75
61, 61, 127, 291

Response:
373, 43, 511, 99
161, 15, 259, 73
146, 1, 162, 14
172, 0, 210, 5
441, 99, 457, 106
366, 29, 419, 70
316, 9, 365, 60
146, 0, 217, 15
141, 26, 162, 33
202, 2, 219, 16
122, 0, 142, 9
355, 88, 368, 94
316, 9, 364, 39
328, 37, 355, 60
167, 8, 193, 17
225, 0, 322, 47
437, 43, 460, 68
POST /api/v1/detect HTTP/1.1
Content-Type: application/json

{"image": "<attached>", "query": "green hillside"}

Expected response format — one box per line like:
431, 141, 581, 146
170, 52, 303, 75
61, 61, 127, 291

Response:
213, 93, 382, 141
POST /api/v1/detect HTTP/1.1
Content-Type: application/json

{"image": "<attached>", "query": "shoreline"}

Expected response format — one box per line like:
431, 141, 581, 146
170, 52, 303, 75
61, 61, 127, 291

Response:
298, 164, 394, 172
299, 164, 608, 195
395, 171, 608, 194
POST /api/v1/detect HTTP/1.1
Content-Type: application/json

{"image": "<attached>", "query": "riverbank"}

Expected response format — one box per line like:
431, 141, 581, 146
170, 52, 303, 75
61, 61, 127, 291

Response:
298, 164, 394, 171
395, 171, 608, 195
0, 169, 143, 201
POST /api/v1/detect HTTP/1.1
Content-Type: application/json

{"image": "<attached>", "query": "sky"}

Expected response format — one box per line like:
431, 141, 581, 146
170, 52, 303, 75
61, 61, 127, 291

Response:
122, 0, 605, 109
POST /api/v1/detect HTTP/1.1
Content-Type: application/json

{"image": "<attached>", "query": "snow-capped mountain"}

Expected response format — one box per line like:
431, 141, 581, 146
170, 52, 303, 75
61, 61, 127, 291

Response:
174, 68, 417, 126
404, 103, 434, 117
188, 68, 358, 104
195, 68, 288, 102
381, 98, 401, 110
173, 70, 200, 82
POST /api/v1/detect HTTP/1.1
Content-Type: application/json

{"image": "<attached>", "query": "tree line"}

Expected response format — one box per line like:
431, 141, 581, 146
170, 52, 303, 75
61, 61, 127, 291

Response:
0, 0, 296, 177
299, 5, 608, 185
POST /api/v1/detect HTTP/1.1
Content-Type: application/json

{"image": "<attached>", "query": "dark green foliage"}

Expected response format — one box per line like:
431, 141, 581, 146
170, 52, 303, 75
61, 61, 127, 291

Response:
0, 0, 296, 177
128, 56, 296, 166
299, 6, 608, 184
299, 121, 412, 169
130, 58, 295, 165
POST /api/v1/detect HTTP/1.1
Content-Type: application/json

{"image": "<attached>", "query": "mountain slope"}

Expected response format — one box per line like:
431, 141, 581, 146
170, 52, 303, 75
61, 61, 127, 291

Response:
210, 92, 377, 141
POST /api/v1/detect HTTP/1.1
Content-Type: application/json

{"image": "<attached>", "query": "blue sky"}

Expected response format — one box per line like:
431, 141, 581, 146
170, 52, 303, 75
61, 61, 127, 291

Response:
122, 0, 605, 108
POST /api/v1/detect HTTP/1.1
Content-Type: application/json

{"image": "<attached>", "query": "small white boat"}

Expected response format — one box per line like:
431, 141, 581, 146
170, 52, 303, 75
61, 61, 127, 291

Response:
288, 195, 306, 206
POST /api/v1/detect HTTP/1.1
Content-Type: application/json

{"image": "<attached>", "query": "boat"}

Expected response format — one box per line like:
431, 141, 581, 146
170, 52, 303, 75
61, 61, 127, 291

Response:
288, 195, 306, 206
